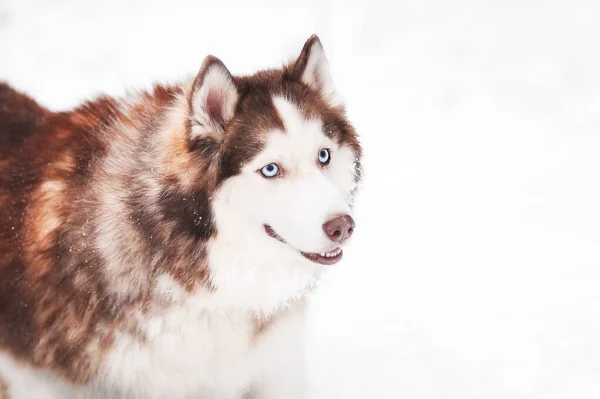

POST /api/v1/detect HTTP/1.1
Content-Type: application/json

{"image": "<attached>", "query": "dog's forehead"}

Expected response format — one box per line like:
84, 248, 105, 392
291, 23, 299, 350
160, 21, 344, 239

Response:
271, 95, 326, 143
233, 82, 340, 143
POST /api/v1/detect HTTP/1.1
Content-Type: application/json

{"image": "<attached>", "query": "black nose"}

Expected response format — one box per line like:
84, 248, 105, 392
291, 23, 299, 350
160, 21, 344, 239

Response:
322, 215, 355, 243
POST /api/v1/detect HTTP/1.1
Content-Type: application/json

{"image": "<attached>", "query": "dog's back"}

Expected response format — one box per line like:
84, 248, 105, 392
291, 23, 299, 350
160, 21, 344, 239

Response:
0, 83, 49, 156
0, 84, 49, 396
0, 83, 49, 398
0, 82, 49, 344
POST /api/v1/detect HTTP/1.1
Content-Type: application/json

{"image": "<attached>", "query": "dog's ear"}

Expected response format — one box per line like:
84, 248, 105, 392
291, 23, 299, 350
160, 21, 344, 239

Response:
292, 34, 343, 108
188, 55, 239, 140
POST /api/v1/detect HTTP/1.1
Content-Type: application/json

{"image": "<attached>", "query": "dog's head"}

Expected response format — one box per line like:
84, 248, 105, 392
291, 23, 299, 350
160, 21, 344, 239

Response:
185, 35, 362, 309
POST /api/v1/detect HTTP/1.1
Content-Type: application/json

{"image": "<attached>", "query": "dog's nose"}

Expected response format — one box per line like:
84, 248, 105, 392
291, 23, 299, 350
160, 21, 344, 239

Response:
323, 215, 355, 243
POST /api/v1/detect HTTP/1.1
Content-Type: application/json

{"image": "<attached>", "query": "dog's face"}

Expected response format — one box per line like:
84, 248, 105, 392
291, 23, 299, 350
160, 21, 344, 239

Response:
220, 93, 359, 263
186, 35, 361, 309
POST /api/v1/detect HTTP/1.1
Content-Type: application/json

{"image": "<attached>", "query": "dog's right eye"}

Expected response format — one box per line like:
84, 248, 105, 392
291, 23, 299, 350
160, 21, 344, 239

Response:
259, 163, 280, 178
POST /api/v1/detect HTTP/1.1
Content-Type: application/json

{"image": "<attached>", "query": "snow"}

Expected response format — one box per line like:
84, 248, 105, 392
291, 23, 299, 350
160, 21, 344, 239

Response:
1, 0, 600, 397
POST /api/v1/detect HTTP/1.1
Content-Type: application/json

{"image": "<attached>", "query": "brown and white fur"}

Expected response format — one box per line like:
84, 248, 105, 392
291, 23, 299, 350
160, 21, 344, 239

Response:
0, 35, 362, 399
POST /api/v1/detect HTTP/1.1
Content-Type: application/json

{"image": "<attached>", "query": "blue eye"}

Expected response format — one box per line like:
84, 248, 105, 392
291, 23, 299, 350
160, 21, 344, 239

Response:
260, 163, 280, 178
318, 148, 331, 165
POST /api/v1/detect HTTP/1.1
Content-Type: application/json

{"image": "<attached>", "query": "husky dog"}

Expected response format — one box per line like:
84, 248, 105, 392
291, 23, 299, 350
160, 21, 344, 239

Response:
0, 35, 361, 398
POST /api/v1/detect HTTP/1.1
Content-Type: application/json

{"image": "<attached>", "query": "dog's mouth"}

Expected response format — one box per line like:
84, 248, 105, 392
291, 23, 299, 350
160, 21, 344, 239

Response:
264, 225, 343, 265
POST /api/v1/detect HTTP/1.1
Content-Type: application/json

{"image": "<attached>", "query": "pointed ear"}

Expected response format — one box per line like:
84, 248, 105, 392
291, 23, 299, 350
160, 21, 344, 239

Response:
293, 35, 343, 108
188, 55, 238, 140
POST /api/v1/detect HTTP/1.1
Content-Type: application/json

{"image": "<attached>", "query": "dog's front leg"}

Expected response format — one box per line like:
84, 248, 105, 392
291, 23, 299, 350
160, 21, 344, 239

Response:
250, 350, 307, 399
250, 303, 308, 399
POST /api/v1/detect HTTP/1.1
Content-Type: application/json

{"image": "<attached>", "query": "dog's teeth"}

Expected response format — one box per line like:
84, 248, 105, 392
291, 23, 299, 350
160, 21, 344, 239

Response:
317, 248, 342, 258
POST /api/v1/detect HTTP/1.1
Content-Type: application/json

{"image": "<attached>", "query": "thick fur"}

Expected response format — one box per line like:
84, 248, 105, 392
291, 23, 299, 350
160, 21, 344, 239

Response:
0, 35, 361, 398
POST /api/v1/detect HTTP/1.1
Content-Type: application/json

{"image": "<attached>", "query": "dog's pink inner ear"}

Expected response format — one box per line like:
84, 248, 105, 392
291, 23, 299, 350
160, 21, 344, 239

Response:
206, 90, 226, 127
189, 56, 238, 140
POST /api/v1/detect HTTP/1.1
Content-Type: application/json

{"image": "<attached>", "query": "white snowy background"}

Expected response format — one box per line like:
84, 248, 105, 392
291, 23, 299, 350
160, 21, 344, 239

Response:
1, 0, 600, 398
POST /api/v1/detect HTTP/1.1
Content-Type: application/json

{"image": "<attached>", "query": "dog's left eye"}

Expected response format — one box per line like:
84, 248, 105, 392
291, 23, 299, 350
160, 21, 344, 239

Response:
318, 148, 331, 165
260, 163, 280, 178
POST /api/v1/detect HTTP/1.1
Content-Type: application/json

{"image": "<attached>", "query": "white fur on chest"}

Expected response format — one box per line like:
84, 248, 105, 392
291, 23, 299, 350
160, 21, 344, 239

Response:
101, 305, 253, 398
98, 284, 305, 399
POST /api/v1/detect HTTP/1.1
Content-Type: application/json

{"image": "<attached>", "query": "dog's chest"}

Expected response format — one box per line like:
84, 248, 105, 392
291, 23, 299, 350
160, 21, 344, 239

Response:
99, 304, 265, 398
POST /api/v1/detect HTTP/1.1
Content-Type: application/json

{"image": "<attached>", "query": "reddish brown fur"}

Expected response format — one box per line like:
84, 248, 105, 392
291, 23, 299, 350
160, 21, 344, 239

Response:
0, 83, 186, 382
0, 377, 7, 398
0, 37, 361, 385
